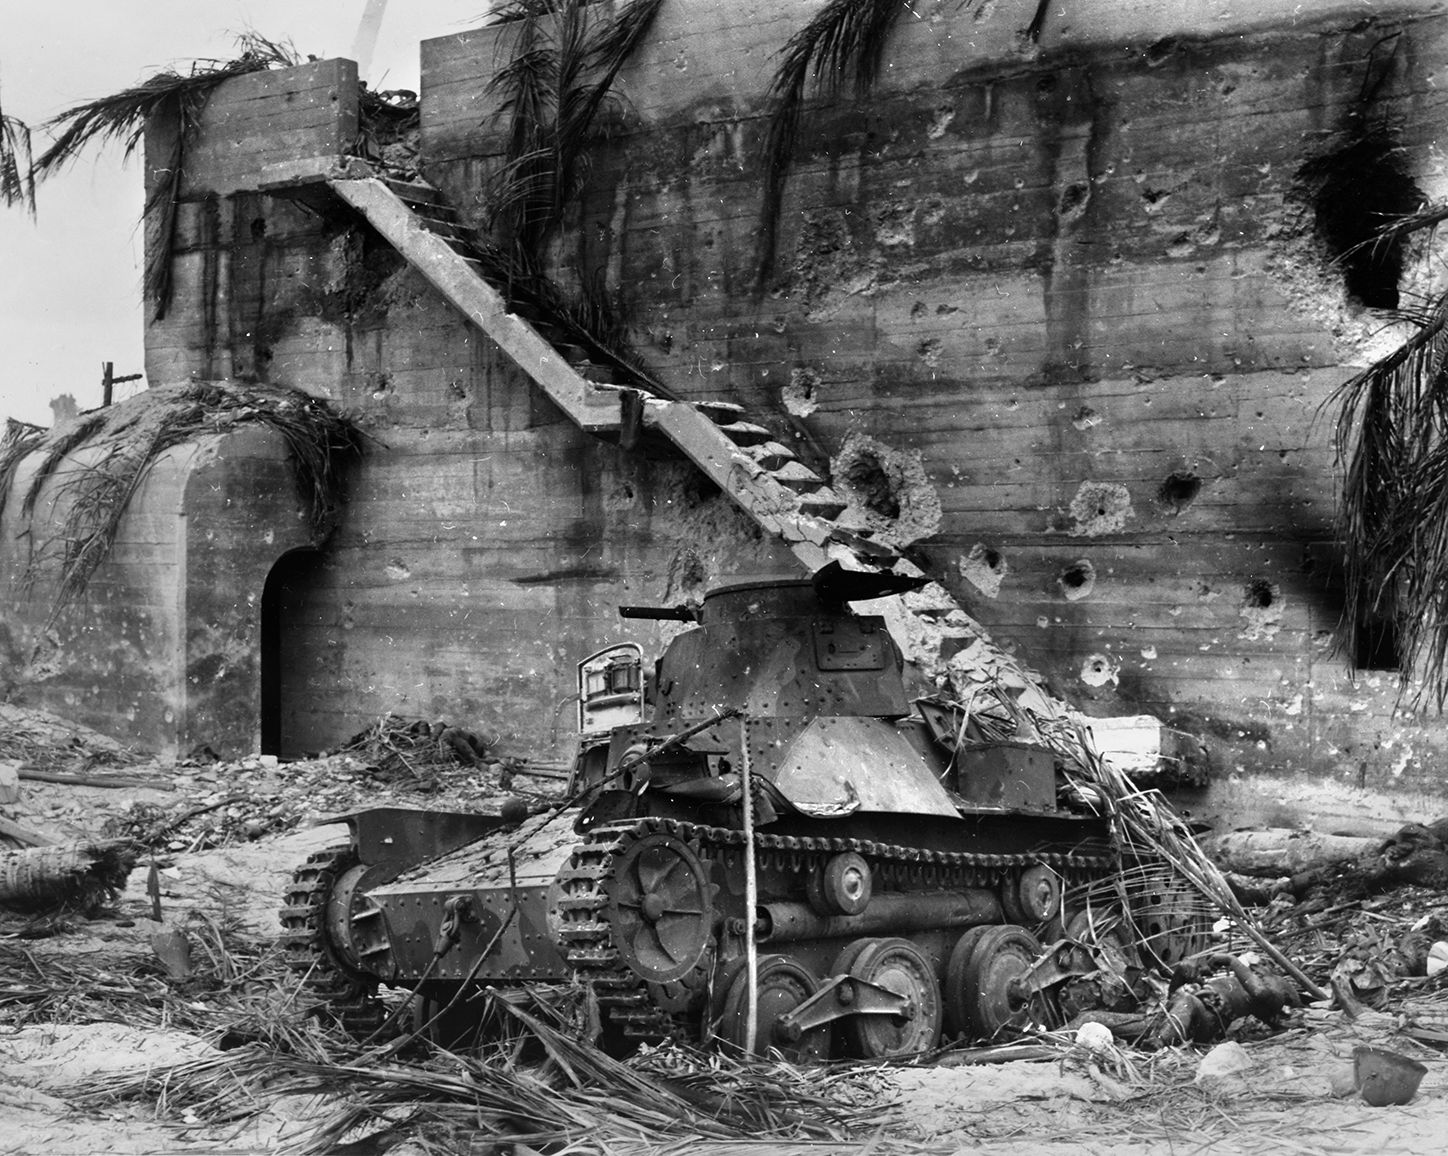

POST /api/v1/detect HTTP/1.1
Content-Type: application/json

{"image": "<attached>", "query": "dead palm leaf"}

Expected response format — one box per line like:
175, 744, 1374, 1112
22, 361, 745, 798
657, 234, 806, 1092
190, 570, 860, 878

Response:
15, 382, 361, 629
1, 80, 35, 214
485, 0, 663, 265
1331, 286, 1448, 705
757, 0, 981, 285
31, 33, 300, 318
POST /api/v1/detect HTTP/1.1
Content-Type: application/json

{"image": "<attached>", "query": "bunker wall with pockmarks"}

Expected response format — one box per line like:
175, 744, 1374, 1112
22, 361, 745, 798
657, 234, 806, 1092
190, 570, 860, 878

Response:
9, 0, 1448, 828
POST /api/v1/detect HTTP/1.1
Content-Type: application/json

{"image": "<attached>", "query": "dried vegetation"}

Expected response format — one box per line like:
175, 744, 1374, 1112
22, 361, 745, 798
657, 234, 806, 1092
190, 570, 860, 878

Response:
0, 381, 361, 627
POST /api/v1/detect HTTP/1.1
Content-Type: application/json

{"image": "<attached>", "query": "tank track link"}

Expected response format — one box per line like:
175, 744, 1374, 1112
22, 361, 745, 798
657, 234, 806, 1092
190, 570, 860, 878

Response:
557, 816, 1118, 1045
279, 844, 386, 1037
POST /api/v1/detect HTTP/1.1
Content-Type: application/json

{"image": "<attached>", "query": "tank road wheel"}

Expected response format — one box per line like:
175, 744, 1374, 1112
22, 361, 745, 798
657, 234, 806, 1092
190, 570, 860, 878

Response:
806, 851, 873, 916
279, 845, 385, 1037
841, 937, 943, 1059
956, 925, 1051, 1041
1002, 863, 1063, 926
716, 955, 830, 1062
942, 925, 995, 1040
604, 832, 714, 984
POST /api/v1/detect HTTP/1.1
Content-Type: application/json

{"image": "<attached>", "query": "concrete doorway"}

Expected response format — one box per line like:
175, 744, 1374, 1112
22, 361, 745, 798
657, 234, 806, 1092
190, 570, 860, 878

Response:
260, 547, 324, 757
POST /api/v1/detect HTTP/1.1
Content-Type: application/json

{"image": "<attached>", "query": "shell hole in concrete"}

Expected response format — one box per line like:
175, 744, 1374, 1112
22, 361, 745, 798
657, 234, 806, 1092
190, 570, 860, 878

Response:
1242, 579, 1276, 610
842, 451, 901, 520
1058, 559, 1097, 601
1298, 132, 1424, 309
1158, 471, 1201, 511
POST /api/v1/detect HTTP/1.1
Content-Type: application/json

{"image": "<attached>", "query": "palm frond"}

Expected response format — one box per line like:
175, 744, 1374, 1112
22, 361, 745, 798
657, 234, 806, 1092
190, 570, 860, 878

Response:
758, 0, 965, 284
32, 33, 300, 318
1, 81, 35, 215
484, 0, 660, 265
0, 419, 46, 526
1331, 288, 1448, 706
14, 382, 361, 629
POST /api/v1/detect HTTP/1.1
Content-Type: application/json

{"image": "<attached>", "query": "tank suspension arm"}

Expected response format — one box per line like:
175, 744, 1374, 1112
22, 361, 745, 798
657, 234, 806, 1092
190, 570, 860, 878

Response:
774, 973, 917, 1042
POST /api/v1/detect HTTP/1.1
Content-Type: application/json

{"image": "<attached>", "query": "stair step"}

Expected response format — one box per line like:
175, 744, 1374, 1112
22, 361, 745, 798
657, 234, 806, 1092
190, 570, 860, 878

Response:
743, 440, 796, 471
715, 420, 773, 447
576, 362, 620, 384
419, 219, 469, 244
768, 459, 828, 492
695, 399, 745, 423
383, 178, 445, 206
796, 488, 848, 520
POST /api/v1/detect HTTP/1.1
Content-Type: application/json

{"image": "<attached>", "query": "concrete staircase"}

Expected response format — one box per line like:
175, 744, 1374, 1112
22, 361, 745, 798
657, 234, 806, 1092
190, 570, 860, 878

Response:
325, 175, 1055, 705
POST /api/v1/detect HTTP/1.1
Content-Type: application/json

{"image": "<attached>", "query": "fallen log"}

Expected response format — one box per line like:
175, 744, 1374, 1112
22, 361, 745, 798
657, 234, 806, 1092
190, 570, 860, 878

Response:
0, 841, 137, 913
16, 767, 168, 789
1202, 828, 1380, 877
1205, 820, 1448, 900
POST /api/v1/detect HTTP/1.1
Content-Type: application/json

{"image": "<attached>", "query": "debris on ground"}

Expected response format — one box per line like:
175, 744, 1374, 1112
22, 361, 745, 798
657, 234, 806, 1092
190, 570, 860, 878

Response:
1, 699, 1445, 1153
0, 840, 136, 913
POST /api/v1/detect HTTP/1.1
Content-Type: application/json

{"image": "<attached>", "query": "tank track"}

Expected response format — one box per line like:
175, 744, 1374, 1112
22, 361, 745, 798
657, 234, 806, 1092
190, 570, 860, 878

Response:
557, 816, 1118, 1044
279, 844, 386, 1037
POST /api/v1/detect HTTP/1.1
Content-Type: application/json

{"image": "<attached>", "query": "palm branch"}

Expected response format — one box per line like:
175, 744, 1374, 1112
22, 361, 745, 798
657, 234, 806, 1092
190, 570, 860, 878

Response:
756, 0, 979, 285
485, 0, 663, 265
31, 33, 300, 318
1, 81, 35, 215
1331, 282, 1448, 705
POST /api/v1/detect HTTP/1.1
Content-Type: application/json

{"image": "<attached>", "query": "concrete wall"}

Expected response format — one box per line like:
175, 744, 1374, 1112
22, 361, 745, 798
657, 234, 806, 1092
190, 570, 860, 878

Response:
105, 0, 1448, 826
0, 420, 316, 757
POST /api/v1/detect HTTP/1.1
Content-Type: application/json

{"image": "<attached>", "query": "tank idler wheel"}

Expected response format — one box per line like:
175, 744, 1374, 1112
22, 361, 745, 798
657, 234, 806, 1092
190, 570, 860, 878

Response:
840, 936, 943, 1059
716, 954, 830, 1062
942, 925, 995, 1039
1133, 882, 1210, 969
605, 832, 714, 984
957, 924, 1052, 1041
806, 851, 872, 916
1001, 863, 1063, 926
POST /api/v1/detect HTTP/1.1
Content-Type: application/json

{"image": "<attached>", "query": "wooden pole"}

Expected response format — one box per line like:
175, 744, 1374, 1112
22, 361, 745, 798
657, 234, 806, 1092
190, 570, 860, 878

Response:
101, 361, 113, 407
740, 716, 759, 1055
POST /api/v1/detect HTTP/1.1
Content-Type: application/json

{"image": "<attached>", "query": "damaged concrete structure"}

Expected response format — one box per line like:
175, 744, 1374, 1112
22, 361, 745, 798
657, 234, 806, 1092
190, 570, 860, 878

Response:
3, 0, 1448, 829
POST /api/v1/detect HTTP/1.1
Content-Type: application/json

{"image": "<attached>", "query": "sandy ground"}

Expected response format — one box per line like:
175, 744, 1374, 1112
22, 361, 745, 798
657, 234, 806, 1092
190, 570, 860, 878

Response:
2, 708, 1447, 1154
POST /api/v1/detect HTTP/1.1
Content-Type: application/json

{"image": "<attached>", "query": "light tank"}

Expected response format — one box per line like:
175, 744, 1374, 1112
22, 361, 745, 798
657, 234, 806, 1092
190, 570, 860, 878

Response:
280, 565, 1203, 1058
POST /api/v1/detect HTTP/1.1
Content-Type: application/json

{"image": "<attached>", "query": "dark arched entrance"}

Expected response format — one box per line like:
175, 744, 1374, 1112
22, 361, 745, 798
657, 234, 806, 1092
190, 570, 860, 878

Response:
260, 547, 325, 757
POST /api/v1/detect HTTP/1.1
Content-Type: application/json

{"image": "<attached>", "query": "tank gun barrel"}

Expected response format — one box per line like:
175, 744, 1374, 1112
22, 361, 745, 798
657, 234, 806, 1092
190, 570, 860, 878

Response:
618, 604, 697, 621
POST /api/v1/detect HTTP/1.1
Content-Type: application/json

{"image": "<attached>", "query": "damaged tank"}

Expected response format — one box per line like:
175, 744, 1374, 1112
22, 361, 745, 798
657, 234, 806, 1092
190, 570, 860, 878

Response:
280, 565, 1205, 1058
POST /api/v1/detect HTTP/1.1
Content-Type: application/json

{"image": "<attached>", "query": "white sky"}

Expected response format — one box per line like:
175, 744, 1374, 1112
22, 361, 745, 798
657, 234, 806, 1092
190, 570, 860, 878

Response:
0, 1, 482, 427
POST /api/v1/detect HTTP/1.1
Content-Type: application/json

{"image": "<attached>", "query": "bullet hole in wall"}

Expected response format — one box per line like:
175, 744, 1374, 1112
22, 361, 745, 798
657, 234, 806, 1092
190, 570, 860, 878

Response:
959, 542, 1008, 598
1159, 470, 1201, 512
1059, 182, 1090, 221
1058, 559, 1097, 601
1242, 578, 1275, 610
